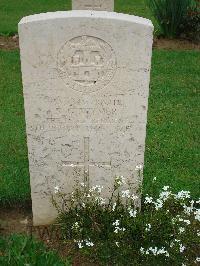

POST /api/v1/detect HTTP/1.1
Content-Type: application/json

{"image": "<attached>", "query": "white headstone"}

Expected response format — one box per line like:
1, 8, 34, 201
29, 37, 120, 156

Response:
19, 11, 153, 226
72, 0, 114, 11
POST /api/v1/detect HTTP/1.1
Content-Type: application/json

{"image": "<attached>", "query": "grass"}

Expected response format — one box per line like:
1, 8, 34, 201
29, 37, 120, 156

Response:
0, 0, 156, 35
144, 50, 200, 197
0, 50, 30, 205
0, 49, 199, 206
0, 234, 71, 265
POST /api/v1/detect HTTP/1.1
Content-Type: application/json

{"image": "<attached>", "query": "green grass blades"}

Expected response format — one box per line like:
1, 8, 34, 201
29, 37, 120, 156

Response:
0, 0, 71, 35
146, 0, 192, 37
144, 50, 200, 198
0, 50, 30, 205
0, 234, 71, 265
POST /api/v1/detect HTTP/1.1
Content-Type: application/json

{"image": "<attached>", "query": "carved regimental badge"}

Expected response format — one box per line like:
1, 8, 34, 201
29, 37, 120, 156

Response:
57, 36, 117, 93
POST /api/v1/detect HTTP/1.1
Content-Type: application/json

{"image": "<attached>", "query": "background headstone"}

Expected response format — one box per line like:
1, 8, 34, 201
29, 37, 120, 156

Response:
72, 0, 114, 11
19, 11, 153, 226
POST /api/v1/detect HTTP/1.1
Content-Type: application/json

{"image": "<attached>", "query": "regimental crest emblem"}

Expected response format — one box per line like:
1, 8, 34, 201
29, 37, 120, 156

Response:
57, 35, 117, 93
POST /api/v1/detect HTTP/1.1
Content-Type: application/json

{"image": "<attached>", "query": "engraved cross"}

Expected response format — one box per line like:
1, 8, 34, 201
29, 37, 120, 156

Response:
62, 137, 111, 180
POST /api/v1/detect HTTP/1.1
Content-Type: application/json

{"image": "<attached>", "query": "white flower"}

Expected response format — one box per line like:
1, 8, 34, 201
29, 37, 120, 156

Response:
197, 230, 200, 237
159, 191, 171, 201
72, 222, 79, 230
115, 176, 126, 186
114, 227, 123, 233
179, 227, 185, 234
178, 218, 191, 225
153, 177, 157, 181
82, 203, 86, 208
113, 220, 120, 226
135, 165, 143, 171
179, 244, 186, 253
140, 247, 145, 254
184, 219, 190, 225
54, 186, 60, 194
157, 247, 169, 257
154, 199, 163, 210
85, 240, 94, 247
145, 223, 152, 232
190, 200, 195, 208
163, 186, 170, 191
77, 241, 84, 249
183, 204, 193, 215
95, 196, 105, 205
112, 202, 117, 211
129, 209, 137, 218
175, 191, 190, 200
115, 242, 119, 247
144, 196, 153, 204
121, 190, 130, 198
194, 209, 200, 222
143, 246, 169, 257
114, 228, 119, 233
195, 257, 200, 262
90, 185, 103, 193
131, 194, 138, 201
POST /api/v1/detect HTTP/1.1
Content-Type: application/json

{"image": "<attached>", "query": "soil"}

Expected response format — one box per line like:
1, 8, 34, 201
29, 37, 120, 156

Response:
0, 206, 32, 236
0, 35, 19, 51
0, 207, 97, 265
154, 37, 200, 51
0, 35, 199, 51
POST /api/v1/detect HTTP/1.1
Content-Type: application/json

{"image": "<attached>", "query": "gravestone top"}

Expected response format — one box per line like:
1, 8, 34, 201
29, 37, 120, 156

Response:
72, 0, 114, 11
19, 11, 153, 226
19, 11, 152, 27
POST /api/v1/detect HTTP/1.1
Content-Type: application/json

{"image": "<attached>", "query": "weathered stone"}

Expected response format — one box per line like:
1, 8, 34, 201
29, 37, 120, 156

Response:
72, 0, 114, 11
19, 11, 153, 226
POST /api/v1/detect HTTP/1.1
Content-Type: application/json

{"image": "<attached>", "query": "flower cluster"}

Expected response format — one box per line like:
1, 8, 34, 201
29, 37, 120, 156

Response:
76, 239, 94, 249
53, 175, 199, 265
115, 175, 126, 187
140, 246, 169, 257
112, 220, 126, 234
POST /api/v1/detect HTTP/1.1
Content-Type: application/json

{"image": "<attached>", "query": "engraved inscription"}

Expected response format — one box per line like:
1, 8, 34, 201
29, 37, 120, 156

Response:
62, 137, 111, 180
72, 0, 114, 11
84, 0, 102, 10
85, 4, 102, 9
82, 0, 102, 9
57, 36, 117, 93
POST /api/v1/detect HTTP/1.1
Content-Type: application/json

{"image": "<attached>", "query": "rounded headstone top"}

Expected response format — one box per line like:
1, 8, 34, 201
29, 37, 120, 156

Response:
19, 10, 153, 29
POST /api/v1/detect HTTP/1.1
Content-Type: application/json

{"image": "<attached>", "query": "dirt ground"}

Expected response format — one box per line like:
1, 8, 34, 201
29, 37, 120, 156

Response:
0, 206, 32, 236
0, 35, 19, 51
153, 37, 200, 50
0, 207, 97, 265
0, 35, 200, 51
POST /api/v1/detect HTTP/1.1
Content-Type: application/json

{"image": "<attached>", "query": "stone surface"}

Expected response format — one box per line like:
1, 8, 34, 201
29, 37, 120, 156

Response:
72, 0, 114, 11
19, 11, 153, 226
